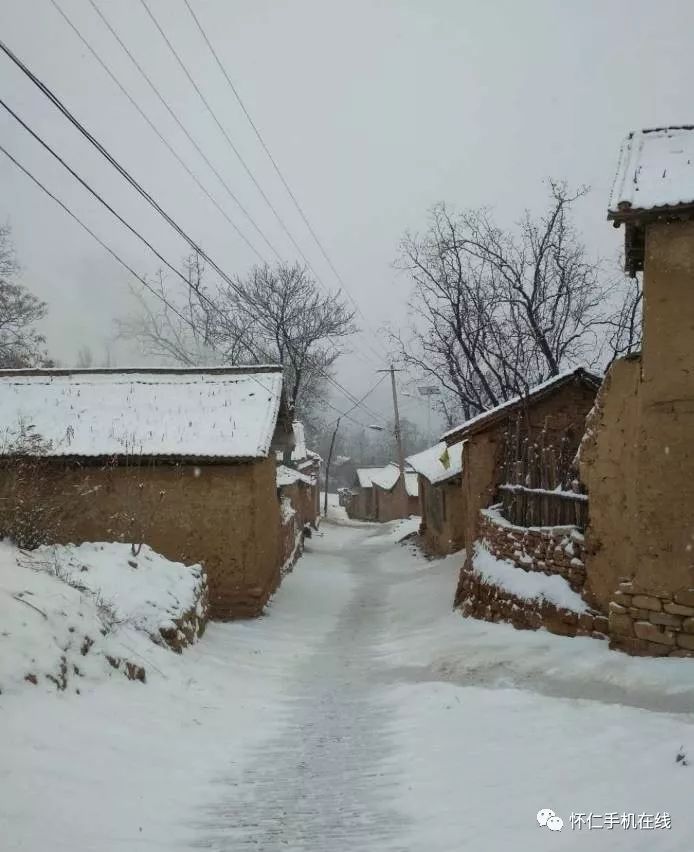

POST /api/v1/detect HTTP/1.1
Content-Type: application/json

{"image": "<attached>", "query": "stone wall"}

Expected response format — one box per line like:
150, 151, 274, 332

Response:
608, 582, 694, 657
457, 566, 608, 639
0, 457, 282, 620
456, 506, 608, 640
478, 508, 586, 592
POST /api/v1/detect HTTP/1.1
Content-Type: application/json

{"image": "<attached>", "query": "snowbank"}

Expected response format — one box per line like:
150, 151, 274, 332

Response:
25, 542, 208, 650
472, 541, 588, 613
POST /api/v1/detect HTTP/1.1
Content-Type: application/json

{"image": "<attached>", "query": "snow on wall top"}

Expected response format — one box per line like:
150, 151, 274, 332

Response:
407, 440, 464, 485
0, 367, 284, 459
609, 126, 694, 215
405, 471, 419, 497
276, 464, 314, 487
441, 368, 600, 441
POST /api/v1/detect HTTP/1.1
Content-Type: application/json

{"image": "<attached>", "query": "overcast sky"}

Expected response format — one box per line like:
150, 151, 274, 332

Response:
1, 0, 693, 429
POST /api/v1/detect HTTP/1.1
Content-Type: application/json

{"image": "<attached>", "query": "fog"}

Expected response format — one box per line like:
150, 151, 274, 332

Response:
2, 0, 693, 430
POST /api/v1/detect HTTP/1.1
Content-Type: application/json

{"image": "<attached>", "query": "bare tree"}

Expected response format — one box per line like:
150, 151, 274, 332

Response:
119, 257, 356, 417
0, 224, 48, 368
394, 183, 638, 416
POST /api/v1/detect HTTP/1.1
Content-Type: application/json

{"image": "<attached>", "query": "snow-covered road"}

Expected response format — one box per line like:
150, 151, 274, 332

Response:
4, 515, 694, 851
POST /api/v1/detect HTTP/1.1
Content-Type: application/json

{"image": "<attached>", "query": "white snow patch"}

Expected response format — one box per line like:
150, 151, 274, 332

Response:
472, 541, 588, 612
24, 542, 205, 640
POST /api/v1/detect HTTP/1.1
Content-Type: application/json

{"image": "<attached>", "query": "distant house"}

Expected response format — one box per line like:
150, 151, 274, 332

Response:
346, 467, 382, 520
276, 421, 321, 529
0, 367, 294, 620
370, 463, 420, 521
443, 368, 600, 550
407, 441, 465, 555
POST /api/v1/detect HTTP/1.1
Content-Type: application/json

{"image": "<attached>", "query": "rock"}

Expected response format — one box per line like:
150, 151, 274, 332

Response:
664, 601, 694, 616
613, 591, 632, 606
676, 633, 694, 651
608, 611, 633, 636
609, 601, 628, 615
593, 615, 609, 634
674, 589, 694, 607
682, 617, 694, 635
631, 594, 662, 611
649, 612, 683, 628
633, 620, 675, 645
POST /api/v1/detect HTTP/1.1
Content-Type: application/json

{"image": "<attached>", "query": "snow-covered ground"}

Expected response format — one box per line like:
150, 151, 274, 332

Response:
2, 516, 694, 850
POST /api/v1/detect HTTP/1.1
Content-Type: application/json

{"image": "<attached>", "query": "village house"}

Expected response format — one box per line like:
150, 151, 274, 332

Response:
444, 368, 600, 554
370, 463, 420, 522
276, 421, 321, 530
579, 126, 694, 657
345, 467, 381, 520
0, 366, 296, 620
407, 440, 465, 555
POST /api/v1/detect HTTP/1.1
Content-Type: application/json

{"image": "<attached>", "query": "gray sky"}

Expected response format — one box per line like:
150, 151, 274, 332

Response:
1, 0, 693, 429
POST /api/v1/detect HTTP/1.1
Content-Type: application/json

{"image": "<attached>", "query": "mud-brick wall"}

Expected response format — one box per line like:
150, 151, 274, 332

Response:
374, 480, 420, 522
479, 508, 586, 591
419, 476, 465, 556
0, 457, 282, 620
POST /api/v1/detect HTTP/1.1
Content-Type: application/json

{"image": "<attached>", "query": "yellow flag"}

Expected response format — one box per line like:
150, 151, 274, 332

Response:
439, 446, 450, 470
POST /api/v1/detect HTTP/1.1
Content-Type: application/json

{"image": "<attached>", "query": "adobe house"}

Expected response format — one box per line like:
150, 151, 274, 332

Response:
443, 368, 600, 553
276, 421, 321, 528
407, 440, 465, 555
345, 467, 381, 520
0, 366, 294, 620
371, 463, 420, 522
579, 126, 694, 656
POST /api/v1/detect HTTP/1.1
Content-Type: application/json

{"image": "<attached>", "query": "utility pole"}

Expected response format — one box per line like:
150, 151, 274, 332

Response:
323, 417, 341, 517
378, 365, 408, 518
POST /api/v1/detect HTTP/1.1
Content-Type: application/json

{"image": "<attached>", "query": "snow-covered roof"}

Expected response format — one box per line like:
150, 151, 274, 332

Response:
407, 440, 464, 485
276, 464, 314, 487
441, 368, 600, 442
0, 367, 286, 459
356, 467, 382, 488
609, 126, 694, 218
370, 463, 401, 491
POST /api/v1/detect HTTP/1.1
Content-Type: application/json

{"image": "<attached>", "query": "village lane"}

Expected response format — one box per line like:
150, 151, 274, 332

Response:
193, 519, 415, 851
188, 514, 694, 852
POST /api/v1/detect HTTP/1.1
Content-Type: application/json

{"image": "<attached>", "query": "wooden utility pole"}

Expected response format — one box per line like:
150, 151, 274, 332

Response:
323, 417, 341, 517
378, 365, 408, 518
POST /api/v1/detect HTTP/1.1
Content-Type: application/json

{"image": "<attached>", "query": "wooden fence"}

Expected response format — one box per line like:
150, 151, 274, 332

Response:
499, 415, 589, 528
499, 483, 588, 529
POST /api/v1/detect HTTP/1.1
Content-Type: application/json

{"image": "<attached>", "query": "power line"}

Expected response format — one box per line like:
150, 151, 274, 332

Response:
86, 0, 280, 262
181, 0, 392, 363
325, 373, 387, 427
0, 37, 273, 318
48, 0, 265, 264
324, 372, 387, 423
0, 142, 284, 401
0, 142, 196, 336
139, 0, 311, 266
0, 35, 384, 419
145, 0, 388, 370
0, 96, 274, 369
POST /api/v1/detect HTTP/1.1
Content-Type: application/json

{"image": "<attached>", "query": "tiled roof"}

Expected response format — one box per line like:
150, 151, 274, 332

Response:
0, 366, 284, 459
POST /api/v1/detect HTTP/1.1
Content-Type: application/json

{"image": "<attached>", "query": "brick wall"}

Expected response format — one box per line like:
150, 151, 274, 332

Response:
479, 508, 586, 591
